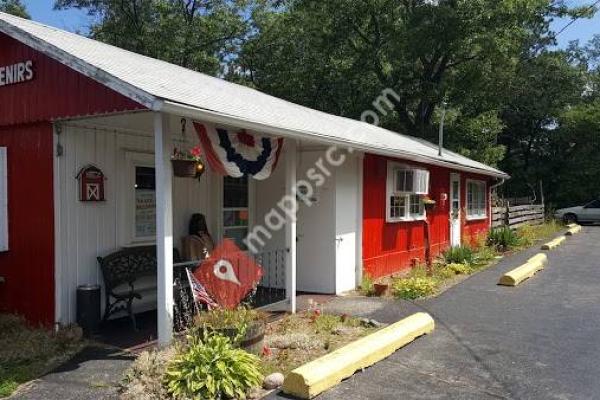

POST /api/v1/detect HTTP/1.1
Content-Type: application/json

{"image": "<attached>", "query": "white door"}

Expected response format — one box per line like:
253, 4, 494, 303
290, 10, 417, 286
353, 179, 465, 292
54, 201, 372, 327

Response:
297, 152, 336, 293
450, 173, 461, 247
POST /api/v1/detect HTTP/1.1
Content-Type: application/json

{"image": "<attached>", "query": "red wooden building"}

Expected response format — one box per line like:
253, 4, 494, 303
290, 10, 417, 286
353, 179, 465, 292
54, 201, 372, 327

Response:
0, 12, 507, 343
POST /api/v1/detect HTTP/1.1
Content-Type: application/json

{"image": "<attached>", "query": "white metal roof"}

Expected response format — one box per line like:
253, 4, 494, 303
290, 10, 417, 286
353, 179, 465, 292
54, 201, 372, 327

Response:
0, 12, 508, 178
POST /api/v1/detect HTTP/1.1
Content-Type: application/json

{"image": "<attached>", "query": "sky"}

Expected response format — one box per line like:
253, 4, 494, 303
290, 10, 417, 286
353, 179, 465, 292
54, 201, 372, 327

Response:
21, 0, 600, 48
22, 0, 91, 34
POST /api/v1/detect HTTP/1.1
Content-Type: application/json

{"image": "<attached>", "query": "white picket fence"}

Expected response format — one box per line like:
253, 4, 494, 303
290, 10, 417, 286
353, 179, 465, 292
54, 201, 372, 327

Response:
492, 204, 545, 229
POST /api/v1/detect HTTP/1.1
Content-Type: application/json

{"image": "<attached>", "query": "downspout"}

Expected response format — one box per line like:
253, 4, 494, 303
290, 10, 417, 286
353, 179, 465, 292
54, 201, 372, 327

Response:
489, 178, 506, 229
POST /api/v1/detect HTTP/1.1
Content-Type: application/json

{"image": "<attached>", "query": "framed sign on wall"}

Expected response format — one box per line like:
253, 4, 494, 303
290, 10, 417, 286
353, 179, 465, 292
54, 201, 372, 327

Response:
0, 147, 8, 251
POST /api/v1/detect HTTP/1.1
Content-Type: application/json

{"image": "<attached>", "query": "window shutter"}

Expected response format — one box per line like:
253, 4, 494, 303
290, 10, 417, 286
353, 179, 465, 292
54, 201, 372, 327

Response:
0, 147, 7, 252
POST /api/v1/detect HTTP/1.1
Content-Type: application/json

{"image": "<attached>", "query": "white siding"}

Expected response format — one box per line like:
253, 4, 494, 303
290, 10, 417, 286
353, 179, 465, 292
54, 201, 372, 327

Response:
54, 119, 210, 323
0, 147, 7, 252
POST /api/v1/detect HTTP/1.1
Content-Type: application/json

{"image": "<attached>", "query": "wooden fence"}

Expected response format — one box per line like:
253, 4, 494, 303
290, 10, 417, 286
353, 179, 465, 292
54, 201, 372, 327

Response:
492, 204, 545, 229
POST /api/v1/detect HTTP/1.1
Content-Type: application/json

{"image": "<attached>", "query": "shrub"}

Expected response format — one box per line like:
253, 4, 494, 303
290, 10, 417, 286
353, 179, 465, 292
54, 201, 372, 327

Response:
121, 347, 175, 400
360, 274, 375, 296
487, 226, 521, 250
165, 333, 263, 400
313, 314, 340, 334
446, 263, 472, 275
443, 245, 474, 264
472, 245, 498, 266
193, 308, 265, 345
392, 277, 438, 300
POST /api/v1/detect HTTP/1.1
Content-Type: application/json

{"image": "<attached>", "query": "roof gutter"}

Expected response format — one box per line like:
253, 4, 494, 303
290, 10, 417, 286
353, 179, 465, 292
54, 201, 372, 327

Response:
491, 178, 507, 190
159, 100, 510, 179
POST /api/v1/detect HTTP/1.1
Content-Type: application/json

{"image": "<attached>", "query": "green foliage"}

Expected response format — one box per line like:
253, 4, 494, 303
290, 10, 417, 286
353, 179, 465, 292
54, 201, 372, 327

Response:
517, 221, 562, 247
446, 263, 472, 275
194, 307, 265, 345
313, 314, 340, 335
54, 0, 261, 76
392, 276, 438, 300
487, 226, 521, 250
360, 274, 375, 297
443, 245, 474, 265
165, 334, 263, 400
0, 0, 29, 18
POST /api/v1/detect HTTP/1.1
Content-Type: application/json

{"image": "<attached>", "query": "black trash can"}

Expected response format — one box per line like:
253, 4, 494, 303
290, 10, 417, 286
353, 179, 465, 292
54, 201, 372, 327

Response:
76, 284, 101, 337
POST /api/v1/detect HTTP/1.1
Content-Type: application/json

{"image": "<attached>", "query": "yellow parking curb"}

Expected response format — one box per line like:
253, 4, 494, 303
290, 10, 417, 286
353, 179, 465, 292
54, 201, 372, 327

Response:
498, 253, 547, 286
282, 312, 435, 399
541, 236, 566, 250
566, 225, 582, 236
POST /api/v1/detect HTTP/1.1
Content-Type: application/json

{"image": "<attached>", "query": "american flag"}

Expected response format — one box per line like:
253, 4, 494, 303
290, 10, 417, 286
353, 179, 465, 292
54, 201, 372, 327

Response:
186, 268, 219, 311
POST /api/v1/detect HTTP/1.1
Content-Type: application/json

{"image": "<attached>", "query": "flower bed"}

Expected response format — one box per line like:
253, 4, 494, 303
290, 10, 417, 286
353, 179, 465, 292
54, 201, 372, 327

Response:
360, 221, 563, 301
120, 308, 377, 399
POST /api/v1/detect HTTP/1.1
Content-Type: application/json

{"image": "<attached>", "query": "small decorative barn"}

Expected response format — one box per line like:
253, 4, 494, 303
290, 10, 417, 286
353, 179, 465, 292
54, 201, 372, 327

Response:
0, 12, 508, 344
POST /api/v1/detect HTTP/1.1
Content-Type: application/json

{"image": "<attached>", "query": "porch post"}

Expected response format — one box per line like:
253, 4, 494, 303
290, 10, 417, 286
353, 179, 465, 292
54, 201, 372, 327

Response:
285, 140, 297, 313
154, 112, 174, 345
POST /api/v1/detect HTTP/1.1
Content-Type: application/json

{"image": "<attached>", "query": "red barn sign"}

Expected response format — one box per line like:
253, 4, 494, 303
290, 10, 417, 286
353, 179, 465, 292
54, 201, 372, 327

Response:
77, 165, 105, 202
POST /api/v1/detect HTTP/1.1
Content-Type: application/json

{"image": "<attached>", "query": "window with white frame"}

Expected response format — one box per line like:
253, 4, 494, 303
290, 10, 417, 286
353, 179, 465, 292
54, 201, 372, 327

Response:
386, 162, 429, 222
466, 180, 487, 219
0, 147, 7, 251
223, 176, 249, 250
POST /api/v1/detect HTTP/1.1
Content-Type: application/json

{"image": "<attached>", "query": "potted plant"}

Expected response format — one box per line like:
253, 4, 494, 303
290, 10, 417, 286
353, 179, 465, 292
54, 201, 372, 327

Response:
423, 195, 436, 209
373, 282, 389, 296
193, 308, 267, 355
171, 146, 205, 178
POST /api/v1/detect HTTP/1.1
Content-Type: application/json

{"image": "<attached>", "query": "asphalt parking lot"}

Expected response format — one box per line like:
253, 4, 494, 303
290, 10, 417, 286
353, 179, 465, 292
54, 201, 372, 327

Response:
270, 226, 600, 400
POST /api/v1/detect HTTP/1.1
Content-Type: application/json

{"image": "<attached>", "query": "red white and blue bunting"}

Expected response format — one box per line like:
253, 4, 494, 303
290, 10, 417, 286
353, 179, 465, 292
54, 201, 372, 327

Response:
194, 123, 284, 180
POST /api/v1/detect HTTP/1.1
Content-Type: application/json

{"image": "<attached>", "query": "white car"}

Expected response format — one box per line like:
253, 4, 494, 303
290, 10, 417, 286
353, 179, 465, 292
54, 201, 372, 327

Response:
554, 199, 600, 224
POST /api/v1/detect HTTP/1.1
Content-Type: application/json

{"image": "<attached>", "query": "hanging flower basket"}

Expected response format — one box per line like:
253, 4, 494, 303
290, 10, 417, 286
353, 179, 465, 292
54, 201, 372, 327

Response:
422, 195, 437, 210
172, 159, 200, 177
171, 146, 205, 178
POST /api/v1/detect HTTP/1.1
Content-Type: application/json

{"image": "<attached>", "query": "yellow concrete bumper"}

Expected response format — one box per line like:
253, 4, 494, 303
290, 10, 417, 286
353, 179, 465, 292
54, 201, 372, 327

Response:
541, 236, 566, 250
498, 253, 548, 286
282, 312, 435, 399
566, 224, 582, 236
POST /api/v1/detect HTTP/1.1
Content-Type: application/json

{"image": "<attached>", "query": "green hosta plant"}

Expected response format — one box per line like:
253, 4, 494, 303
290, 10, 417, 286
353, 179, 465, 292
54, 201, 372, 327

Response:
165, 333, 263, 400
487, 226, 521, 250
443, 245, 474, 265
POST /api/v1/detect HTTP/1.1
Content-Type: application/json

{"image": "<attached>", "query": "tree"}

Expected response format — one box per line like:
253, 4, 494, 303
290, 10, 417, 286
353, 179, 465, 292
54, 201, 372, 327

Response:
497, 51, 588, 198
54, 0, 265, 76
0, 0, 30, 18
541, 100, 600, 207
235, 0, 584, 143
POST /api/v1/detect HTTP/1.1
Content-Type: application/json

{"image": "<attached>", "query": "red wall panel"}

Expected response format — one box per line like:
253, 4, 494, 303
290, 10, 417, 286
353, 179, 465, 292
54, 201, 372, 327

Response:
0, 33, 144, 126
0, 123, 55, 326
362, 154, 492, 279
0, 33, 145, 325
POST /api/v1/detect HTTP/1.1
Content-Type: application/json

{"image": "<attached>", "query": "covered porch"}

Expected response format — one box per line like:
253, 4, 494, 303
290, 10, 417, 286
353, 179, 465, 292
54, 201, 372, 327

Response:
53, 109, 363, 345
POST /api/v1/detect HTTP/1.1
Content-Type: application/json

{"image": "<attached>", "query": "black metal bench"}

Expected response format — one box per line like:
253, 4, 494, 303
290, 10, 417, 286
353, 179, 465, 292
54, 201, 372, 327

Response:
97, 246, 180, 330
